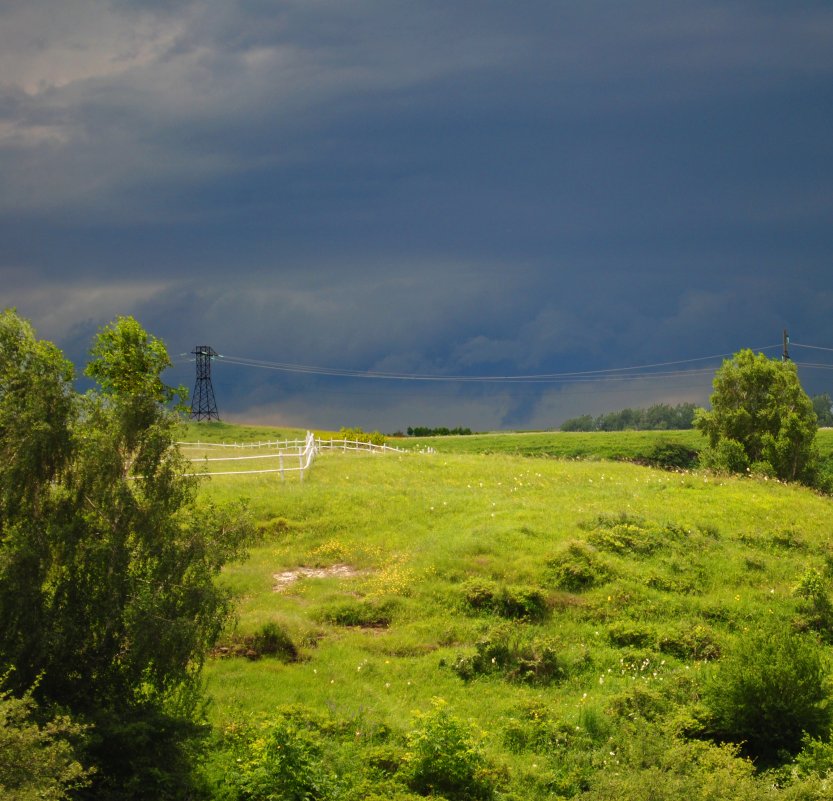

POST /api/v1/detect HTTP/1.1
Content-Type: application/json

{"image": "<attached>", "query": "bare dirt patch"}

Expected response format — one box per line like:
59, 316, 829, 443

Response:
273, 563, 366, 592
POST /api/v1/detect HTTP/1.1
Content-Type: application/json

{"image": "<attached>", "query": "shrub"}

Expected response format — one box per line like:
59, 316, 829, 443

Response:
461, 580, 549, 622
451, 623, 563, 686
402, 698, 498, 801
704, 623, 833, 764
225, 715, 335, 801
0, 687, 91, 800
657, 623, 721, 661
582, 513, 683, 556
549, 542, 611, 591
251, 622, 299, 661
793, 568, 833, 641
319, 598, 398, 628
339, 427, 386, 445
607, 620, 655, 648
645, 442, 699, 470
700, 438, 750, 474
580, 723, 769, 801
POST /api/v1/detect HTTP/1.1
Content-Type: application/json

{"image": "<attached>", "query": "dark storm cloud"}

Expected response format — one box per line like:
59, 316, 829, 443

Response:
2, 1, 833, 430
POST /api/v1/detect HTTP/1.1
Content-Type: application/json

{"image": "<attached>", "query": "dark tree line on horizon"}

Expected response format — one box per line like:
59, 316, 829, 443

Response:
560, 402, 700, 432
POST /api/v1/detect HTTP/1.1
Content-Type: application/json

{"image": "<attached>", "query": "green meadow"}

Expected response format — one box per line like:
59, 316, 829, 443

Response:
188, 424, 833, 799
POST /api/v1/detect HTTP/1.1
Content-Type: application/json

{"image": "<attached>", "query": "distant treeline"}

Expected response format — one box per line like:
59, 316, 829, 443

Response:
560, 402, 700, 432
407, 426, 473, 437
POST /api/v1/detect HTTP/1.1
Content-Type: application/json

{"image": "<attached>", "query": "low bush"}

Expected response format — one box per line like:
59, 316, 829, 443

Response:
402, 698, 499, 801
793, 568, 833, 641
582, 513, 684, 556
217, 622, 299, 661
461, 579, 549, 622
657, 623, 721, 661
222, 714, 336, 801
318, 598, 398, 628
251, 622, 299, 661
549, 542, 611, 591
644, 442, 700, 470
451, 623, 563, 686
704, 622, 833, 765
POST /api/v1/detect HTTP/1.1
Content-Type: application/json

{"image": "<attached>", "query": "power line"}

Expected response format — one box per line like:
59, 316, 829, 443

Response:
792, 342, 833, 354
211, 344, 782, 385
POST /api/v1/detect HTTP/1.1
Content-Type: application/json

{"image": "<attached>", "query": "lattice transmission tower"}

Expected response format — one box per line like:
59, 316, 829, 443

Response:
190, 345, 220, 421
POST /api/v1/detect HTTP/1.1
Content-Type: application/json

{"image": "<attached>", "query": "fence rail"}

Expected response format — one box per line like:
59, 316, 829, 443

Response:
178, 433, 412, 481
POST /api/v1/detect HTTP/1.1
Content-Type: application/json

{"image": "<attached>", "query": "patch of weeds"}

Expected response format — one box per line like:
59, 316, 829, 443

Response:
644, 571, 702, 594
449, 623, 564, 686
503, 700, 575, 753
657, 623, 721, 661
581, 513, 685, 556
771, 527, 805, 551
461, 579, 549, 622
744, 555, 766, 571
607, 620, 655, 648
217, 621, 299, 661
218, 710, 337, 801
258, 516, 293, 539
793, 568, 833, 641
607, 682, 669, 722
318, 597, 399, 628
548, 541, 612, 591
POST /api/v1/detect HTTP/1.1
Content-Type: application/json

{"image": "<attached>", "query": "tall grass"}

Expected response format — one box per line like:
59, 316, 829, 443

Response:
196, 431, 833, 799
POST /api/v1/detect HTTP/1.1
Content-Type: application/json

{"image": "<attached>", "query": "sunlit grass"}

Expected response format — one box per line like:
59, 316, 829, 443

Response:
188, 425, 833, 797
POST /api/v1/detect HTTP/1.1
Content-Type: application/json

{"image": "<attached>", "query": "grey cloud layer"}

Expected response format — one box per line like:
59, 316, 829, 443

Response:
2, 2, 833, 429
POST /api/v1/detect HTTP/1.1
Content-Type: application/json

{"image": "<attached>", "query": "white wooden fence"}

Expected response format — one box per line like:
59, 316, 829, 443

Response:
177, 433, 409, 481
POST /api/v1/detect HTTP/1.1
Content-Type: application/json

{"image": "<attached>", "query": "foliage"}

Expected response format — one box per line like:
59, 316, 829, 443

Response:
644, 441, 700, 470
0, 310, 253, 799
578, 723, 772, 801
704, 623, 833, 764
793, 569, 833, 641
451, 623, 563, 685
561, 403, 699, 432
319, 597, 398, 627
581, 513, 685, 555
461, 579, 549, 622
407, 426, 473, 437
222, 714, 336, 801
549, 541, 612, 591
695, 350, 819, 483
812, 394, 833, 428
339, 426, 386, 445
0, 685, 91, 801
402, 698, 497, 801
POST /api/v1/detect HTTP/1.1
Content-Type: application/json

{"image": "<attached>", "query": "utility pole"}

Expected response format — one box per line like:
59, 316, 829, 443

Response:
782, 329, 790, 362
190, 346, 220, 421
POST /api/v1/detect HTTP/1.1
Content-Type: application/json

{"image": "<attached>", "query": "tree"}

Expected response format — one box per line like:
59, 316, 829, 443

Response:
0, 686, 91, 800
694, 349, 818, 482
812, 393, 833, 427
0, 311, 253, 799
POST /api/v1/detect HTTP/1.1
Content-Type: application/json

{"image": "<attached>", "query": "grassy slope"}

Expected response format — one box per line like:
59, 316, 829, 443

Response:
191, 426, 833, 797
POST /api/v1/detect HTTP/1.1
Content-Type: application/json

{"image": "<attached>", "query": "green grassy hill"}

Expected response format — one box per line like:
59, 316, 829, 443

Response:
185, 425, 833, 800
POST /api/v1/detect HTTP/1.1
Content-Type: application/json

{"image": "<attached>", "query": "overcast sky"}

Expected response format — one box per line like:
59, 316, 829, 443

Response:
3, 1, 833, 431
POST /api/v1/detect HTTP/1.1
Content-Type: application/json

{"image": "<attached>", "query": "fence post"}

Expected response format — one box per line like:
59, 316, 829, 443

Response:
279, 453, 284, 481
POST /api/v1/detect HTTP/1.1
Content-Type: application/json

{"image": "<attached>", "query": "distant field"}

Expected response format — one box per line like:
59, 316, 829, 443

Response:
178, 422, 833, 466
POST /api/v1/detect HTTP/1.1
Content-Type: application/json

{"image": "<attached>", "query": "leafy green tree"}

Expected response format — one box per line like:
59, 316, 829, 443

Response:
694, 350, 818, 482
0, 685, 91, 801
0, 311, 253, 799
812, 393, 833, 427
